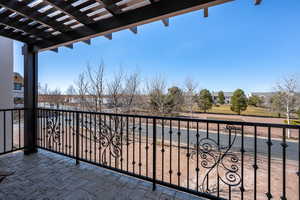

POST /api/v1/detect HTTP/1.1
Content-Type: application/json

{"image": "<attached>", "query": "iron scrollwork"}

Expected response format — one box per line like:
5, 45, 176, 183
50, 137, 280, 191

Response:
191, 125, 242, 193
79, 115, 133, 165
90, 116, 122, 164
46, 112, 61, 148
45, 111, 133, 165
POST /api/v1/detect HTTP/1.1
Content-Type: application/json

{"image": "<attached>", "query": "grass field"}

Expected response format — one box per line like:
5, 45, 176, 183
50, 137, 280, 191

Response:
194, 105, 280, 117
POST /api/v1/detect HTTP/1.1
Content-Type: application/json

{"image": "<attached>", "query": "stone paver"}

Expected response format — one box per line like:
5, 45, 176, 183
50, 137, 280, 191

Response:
0, 150, 205, 200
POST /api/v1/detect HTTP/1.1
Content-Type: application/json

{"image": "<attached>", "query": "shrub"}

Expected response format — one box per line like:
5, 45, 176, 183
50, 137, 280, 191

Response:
284, 120, 300, 125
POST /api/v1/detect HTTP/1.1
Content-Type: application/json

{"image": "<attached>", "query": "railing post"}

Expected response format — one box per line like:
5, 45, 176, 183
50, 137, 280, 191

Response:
76, 112, 80, 165
152, 118, 157, 191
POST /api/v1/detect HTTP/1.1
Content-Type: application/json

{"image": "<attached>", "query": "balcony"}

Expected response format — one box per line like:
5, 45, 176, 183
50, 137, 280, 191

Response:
0, 0, 299, 199
1, 150, 201, 200
1, 108, 299, 200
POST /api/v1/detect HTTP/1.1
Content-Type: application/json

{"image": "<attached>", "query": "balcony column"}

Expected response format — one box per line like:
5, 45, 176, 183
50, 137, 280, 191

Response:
23, 45, 38, 154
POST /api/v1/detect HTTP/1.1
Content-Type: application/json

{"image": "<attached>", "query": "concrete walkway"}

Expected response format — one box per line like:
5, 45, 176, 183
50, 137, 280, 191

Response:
0, 150, 205, 200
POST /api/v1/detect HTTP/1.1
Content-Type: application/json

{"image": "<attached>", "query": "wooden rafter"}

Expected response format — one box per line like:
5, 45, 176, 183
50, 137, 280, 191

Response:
94, 0, 123, 16
255, 0, 262, 5
0, 10, 55, 42
0, 0, 234, 51
0, 24, 34, 44
43, 0, 94, 25
0, 1, 72, 33
35, 0, 233, 51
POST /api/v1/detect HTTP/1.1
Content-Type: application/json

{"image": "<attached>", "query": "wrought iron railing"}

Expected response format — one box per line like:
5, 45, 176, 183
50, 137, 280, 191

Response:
37, 108, 300, 200
0, 108, 25, 155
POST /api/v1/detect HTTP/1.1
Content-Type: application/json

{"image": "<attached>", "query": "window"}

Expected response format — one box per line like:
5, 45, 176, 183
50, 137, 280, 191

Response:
14, 83, 22, 90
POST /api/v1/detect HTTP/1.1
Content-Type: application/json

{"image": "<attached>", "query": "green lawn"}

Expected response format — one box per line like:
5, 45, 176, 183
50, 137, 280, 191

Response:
195, 105, 279, 117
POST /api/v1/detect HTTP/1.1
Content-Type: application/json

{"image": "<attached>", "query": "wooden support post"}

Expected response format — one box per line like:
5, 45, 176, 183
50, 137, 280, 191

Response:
204, 8, 208, 17
23, 45, 38, 155
255, 0, 262, 5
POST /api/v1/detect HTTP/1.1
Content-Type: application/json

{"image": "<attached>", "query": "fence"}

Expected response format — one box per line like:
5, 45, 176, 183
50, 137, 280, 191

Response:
34, 108, 300, 199
1, 107, 298, 199
0, 108, 25, 155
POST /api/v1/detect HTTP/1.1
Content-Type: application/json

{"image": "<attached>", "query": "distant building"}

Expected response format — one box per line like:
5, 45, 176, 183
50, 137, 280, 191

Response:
249, 92, 276, 106
13, 72, 24, 107
211, 92, 233, 104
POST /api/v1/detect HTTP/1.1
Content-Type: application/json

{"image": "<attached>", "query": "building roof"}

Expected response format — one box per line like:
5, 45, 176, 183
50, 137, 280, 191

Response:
0, 0, 260, 52
211, 91, 233, 97
250, 92, 276, 97
13, 72, 24, 84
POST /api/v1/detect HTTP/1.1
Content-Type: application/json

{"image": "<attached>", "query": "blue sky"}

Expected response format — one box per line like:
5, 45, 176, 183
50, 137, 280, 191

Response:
14, 0, 300, 94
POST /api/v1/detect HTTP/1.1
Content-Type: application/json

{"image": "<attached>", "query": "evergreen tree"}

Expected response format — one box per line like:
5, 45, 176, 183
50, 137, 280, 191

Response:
217, 91, 225, 105
230, 89, 248, 114
248, 95, 263, 107
149, 86, 184, 114
196, 89, 213, 112
165, 87, 184, 113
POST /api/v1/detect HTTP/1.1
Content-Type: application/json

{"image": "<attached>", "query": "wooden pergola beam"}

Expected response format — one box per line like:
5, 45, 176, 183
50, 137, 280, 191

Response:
255, 0, 262, 5
94, 0, 123, 16
0, 0, 73, 33
0, 11, 56, 42
43, 0, 94, 25
204, 8, 209, 17
129, 26, 138, 34
35, 0, 233, 51
0, 25, 34, 44
162, 18, 169, 27
0, 0, 233, 51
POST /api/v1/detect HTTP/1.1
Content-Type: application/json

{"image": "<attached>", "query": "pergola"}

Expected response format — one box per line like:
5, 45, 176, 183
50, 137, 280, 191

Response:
5, 2, 300, 200
0, 0, 260, 152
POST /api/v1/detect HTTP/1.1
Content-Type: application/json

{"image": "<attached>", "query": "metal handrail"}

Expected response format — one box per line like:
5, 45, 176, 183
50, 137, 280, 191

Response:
38, 107, 300, 129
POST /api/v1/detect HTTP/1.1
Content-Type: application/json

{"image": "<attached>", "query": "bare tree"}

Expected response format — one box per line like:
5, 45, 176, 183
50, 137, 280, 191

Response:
47, 88, 64, 109
276, 76, 298, 138
270, 92, 285, 117
38, 83, 49, 107
86, 62, 105, 112
184, 77, 198, 116
122, 71, 140, 113
75, 72, 89, 111
74, 62, 106, 112
64, 85, 77, 107
147, 76, 167, 114
66, 85, 76, 95
107, 68, 124, 113
38, 84, 64, 108
39, 83, 49, 95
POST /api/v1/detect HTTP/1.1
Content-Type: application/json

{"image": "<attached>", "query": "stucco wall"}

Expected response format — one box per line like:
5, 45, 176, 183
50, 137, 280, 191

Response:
0, 36, 13, 152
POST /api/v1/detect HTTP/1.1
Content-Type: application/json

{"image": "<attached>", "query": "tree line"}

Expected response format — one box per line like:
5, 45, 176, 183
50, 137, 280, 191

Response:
39, 63, 300, 125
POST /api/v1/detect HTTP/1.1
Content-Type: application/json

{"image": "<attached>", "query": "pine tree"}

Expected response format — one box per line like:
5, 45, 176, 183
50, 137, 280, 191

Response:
248, 95, 263, 107
230, 89, 248, 115
217, 91, 225, 105
196, 89, 213, 112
